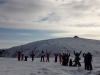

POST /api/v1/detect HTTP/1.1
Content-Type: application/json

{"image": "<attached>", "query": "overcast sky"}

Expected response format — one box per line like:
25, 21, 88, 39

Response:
0, 0, 100, 49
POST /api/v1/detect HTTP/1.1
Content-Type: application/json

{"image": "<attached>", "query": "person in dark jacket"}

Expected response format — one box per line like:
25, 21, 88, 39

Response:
65, 53, 70, 66
54, 53, 58, 63
86, 52, 92, 71
24, 56, 28, 61
83, 53, 88, 70
30, 51, 35, 61
73, 51, 81, 67
69, 59, 73, 66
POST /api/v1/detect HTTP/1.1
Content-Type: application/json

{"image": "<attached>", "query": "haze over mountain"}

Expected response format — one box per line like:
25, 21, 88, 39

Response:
1, 36, 100, 57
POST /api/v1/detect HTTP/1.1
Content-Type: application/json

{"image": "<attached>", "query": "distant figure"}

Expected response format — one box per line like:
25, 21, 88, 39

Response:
16, 51, 23, 61
83, 53, 88, 70
69, 59, 73, 66
62, 53, 66, 66
58, 53, 62, 64
62, 53, 70, 66
54, 53, 58, 62
40, 50, 45, 62
21, 54, 24, 61
46, 50, 51, 62
65, 53, 70, 66
24, 56, 28, 61
30, 51, 35, 61
87, 52, 92, 71
73, 51, 81, 67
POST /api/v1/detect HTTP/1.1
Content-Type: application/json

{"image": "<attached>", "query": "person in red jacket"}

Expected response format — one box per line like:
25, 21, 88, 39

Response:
46, 50, 51, 62
59, 53, 62, 64
21, 54, 24, 61
16, 51, 23, 61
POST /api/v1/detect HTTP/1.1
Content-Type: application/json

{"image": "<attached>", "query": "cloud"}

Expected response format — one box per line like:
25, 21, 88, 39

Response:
0, 0, 100, 29
0, 0, 100, 42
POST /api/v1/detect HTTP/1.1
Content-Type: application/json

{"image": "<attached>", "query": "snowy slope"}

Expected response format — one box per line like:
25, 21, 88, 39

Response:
1, 37, 100, 57
0, 57, 100, 75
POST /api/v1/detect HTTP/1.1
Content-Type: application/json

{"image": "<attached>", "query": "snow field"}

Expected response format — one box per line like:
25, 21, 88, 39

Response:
0, 57, 100, 75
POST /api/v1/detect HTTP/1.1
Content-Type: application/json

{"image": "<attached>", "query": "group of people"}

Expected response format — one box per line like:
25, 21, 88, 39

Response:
39, 50, 93, 71
16, 51, 35, 61
83, 52, 92, 70
16, 50, 93, 71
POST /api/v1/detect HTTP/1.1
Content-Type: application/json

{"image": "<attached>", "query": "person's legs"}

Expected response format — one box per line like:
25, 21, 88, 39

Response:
43, 56, 45, 62
41, 56, 42, 62
90, 62, 92, 70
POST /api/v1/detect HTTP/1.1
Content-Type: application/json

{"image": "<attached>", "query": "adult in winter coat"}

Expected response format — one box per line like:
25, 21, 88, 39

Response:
62, 53, 70, 66
73, 51, 81, 67
16, 51, 23, 61
30, 51, 35, 61
58, 53, 62, 64
83, 53, 88, 70
65, 53, 70, 66
54, 53, 58, 62
46, 51, 51, 62
86, 52, 92, 71
21, 54, 24, 61
62, 53, 66, 66
40, 50, 45, 62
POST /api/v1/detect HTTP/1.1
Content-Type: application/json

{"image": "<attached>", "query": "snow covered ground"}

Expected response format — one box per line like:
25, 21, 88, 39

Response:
1, 37, 100, 58
0, 57, 100, 75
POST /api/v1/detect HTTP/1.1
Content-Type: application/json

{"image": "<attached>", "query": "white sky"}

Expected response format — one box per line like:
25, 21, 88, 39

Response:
0, 0, 100, 48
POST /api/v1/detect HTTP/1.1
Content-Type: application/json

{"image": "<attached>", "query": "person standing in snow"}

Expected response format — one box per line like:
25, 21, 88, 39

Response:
83, 53, 88, 70
62, 53, 66, 66
40, 50, 45, 62
65, 53, 70, 66
69, 59, 73, 66
46, 50, 51, 62
86, 52, 92, 71
16, 51, 23, 61
62, 53, 70, 66
30, 51, 35, 61
21, 54, 24, 61
54, 53, 58, 63
73, 51, 81, 67
24, 56, 28, 61
58, 53, 62, 64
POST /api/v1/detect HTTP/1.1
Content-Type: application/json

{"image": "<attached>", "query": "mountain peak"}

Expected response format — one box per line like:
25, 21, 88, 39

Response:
1, 37, 100, 57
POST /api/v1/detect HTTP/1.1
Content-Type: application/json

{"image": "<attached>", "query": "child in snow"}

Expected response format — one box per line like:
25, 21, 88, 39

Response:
69, 59, 73, 66
24, 56, 28, 61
